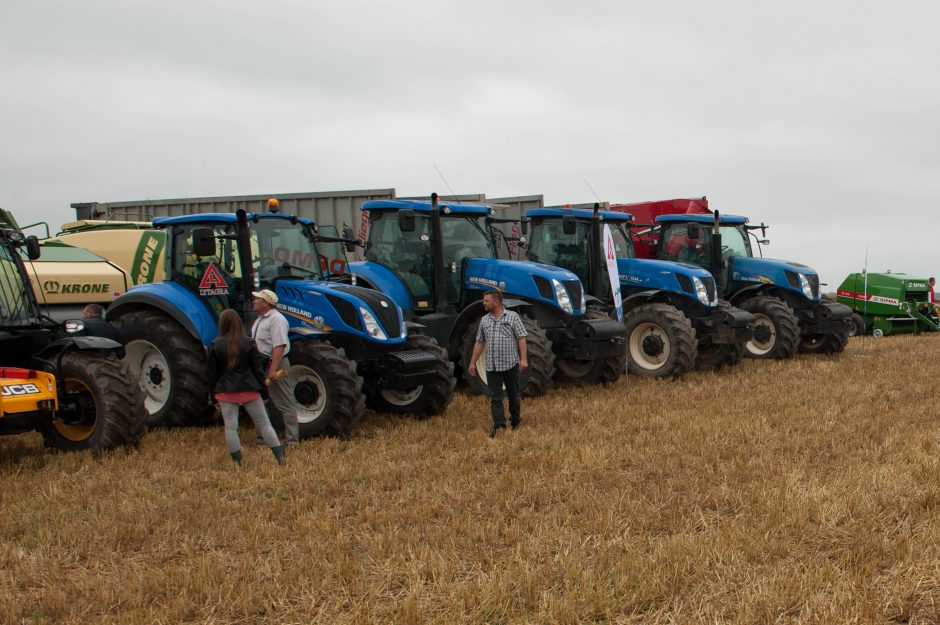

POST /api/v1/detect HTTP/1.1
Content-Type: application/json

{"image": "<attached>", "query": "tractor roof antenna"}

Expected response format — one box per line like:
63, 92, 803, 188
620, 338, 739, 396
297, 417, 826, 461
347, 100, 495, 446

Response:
584, 179, 602, 204
433, 164, 459, 201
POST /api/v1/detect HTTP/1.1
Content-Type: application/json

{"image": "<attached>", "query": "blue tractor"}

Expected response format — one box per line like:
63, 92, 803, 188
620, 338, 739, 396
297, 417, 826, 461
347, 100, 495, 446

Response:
652, 212, 853, 358
348, 194, 626, 394
524, 206, 754, 377
106, 209, 455, 437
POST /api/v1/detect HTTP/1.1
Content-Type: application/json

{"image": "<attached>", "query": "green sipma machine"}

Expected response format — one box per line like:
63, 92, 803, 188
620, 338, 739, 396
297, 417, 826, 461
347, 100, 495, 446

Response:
836, 271, 939, 337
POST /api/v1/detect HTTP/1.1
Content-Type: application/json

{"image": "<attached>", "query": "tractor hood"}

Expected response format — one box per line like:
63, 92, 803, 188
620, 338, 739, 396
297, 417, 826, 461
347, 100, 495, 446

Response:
463, 258, 586, 316
617, 258, 717, 307
273, 280, 407, 344
731, 257, 821, 301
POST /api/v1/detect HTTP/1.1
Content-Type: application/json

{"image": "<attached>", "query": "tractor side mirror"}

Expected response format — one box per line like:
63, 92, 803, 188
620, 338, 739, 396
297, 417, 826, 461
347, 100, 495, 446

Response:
192, 227, 217, 257
25, 235, 41, 261
398, 209, 416, 233
686, 223, 701, 240
520, 220, 529, 236
758, 239, 770, 246
341, 224, 359, 252
562, 215, 577, 235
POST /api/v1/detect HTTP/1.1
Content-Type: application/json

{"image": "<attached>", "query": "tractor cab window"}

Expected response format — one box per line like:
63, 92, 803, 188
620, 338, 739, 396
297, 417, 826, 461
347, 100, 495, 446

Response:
251, 218, 323, 286
0, 242, 35, 324
168, 223, 240, 314
314, 225, 349, 278
659, 224, 709, 269
527, 218, 591, 286
442, 215, 495, 303
718, 225, 751, 259
366, 211, 434, 308
606, 224, 634, 260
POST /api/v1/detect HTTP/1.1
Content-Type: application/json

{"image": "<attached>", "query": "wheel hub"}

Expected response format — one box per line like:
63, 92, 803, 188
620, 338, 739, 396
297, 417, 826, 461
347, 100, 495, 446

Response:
147, 366, 164, 386
642, 334, 665, 357
294, 380, 321, 406
753, 324, 772, 343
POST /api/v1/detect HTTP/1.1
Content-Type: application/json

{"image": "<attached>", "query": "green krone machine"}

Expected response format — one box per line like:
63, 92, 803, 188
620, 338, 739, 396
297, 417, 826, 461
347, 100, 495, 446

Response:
836, 271, 939, 337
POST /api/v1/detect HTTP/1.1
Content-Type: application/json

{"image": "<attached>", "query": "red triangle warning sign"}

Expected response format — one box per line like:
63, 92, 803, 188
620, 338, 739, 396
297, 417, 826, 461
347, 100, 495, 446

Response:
198, 263, 229, 290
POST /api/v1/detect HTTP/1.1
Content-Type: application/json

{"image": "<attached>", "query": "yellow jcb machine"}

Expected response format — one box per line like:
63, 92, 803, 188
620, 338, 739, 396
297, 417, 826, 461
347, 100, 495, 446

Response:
0, 209, 147, 451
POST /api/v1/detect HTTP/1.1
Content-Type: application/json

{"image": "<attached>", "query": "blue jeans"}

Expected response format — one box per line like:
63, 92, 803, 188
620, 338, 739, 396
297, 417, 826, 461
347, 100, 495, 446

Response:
486, 365, 521, 428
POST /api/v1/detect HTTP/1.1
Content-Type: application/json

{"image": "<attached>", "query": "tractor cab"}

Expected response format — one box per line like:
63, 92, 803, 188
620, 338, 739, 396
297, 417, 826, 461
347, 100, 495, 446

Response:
159, 212, 350, 318
362, 200, 497, 311
656, 214, 752, 292
0, 224, 53, 357
526, 207, 634, 303
655, 213, 821, 302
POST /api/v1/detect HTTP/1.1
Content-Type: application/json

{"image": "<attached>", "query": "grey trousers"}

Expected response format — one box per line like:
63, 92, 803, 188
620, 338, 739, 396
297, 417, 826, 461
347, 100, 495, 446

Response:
220, 397, 280, 453
262, 356, 300, 443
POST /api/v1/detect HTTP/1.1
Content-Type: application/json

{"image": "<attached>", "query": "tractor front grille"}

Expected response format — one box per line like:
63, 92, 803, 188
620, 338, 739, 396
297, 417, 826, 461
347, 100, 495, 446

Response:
326, 295, 362, 331
675, 274, 693, 294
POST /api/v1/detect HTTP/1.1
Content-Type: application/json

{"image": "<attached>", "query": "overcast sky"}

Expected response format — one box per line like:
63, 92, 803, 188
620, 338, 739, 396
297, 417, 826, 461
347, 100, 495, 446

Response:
2, 1, 938, 286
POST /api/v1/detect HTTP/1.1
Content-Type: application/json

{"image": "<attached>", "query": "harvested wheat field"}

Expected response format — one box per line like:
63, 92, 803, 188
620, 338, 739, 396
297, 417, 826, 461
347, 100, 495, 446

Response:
3, 334, 940, 624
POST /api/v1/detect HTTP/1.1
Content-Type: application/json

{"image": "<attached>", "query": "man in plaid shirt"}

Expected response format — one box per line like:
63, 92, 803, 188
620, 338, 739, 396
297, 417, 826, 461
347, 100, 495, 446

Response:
468, 290, 528, 436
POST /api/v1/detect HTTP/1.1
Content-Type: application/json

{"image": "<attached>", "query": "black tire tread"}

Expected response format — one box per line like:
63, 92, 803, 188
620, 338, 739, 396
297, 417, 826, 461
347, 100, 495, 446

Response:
290, 341, 365, 437
40, 351, 147, 451
623, 303, 697, 378
115, 310, 213, 428
739, 297, 800, 360
365, 334, 456, 417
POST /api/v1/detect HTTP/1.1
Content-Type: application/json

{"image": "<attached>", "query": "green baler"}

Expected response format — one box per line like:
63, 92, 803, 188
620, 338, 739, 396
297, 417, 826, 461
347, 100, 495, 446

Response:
836, 272, 939, 337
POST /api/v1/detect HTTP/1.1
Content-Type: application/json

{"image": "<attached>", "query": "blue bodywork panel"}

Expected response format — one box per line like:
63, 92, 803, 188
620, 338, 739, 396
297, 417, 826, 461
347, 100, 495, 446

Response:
111, 281, 221, 345
730, 256, 820, 301
350, 257, 585, 317
617, 258, 716, 306
273, 280, 407, 343
348, 261, 414, 312
463, 258, 584, 314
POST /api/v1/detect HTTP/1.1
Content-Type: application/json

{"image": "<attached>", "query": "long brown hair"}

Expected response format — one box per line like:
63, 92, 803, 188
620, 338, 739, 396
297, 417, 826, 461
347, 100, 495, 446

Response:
217, 309, 244, 370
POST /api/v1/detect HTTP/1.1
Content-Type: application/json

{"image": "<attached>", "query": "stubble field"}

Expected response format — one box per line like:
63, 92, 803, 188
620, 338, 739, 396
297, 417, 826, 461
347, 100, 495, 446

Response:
2, 334, 940, 624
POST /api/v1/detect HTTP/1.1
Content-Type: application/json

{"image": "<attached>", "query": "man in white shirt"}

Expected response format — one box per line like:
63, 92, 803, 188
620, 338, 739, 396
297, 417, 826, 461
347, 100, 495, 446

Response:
250, 289, 299, 444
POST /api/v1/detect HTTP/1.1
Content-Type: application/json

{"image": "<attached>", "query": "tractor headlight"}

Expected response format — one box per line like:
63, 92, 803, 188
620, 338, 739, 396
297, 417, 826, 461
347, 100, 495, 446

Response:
692, 276, 710, 305
359, 307, 388, 340
552, 278, 573, 314
401, 320, 408, 339
798, 273, 813, 299
64, 320, 84, 334
580, 283, 587, 314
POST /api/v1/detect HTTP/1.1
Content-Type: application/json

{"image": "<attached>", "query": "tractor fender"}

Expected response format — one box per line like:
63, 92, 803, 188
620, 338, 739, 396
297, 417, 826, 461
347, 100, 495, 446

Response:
33, 335, 124, 361
289, 326, 329, 340
348, 261, 413, 313
727, 283, 774, 306
502, 298, 532, 310
621, 289, 662, 313
106, 282, 218, 345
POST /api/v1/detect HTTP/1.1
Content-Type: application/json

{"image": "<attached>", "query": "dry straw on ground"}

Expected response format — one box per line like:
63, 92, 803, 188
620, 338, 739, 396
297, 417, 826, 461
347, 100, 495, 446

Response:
2, 334, 940, 624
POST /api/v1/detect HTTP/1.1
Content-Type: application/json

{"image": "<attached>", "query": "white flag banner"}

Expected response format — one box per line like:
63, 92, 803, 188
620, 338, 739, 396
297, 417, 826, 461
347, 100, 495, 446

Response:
603, 224, 623, 323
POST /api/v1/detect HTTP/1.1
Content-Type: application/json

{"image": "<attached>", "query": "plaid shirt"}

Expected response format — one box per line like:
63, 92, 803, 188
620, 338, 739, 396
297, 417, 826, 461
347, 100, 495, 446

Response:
476, 309, 527, 372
